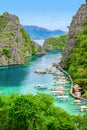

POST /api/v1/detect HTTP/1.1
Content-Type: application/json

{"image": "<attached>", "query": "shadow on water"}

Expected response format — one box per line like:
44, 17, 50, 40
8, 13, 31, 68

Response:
0, 65, 29, 87
46, 50, 62, 54
0, 54, 45, 87
0, 50, 62, 88
27, 54, 44, 64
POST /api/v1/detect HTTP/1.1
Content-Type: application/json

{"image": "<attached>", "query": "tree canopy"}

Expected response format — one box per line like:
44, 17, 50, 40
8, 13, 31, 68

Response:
0, 93, 76, 130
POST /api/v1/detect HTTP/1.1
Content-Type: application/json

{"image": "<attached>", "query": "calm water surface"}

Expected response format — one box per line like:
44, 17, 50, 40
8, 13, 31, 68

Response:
0, 50, 82, 115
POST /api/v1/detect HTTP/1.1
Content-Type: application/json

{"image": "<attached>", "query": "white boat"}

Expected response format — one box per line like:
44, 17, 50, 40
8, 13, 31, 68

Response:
73, 100, 82, 104
57, 95, 69, 100
49, 86, 67, 91
52, 91, 63, 96
56, 81, 66, 85
34, 85, 47, 89
34, 69, 47, 74
79, 106, 87, 112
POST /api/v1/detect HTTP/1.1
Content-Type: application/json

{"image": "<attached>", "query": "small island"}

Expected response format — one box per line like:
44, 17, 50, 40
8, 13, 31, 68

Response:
43, 34, 67, 50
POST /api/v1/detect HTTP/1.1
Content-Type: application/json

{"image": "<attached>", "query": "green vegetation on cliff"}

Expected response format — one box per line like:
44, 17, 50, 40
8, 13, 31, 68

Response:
61, 20, 87, 94
43, 34, 67, 50
67, 24, 87, 92
61, 5, 87, 97
0, 93, 76, 130
0, 12, 44, 66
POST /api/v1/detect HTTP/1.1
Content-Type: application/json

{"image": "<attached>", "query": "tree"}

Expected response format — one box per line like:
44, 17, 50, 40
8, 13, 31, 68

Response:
78, 113, 87, 130
0, 94, 76, 130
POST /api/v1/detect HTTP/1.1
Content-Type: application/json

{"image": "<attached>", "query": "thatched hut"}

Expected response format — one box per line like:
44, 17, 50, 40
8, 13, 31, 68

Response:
73, 84, 82, 92
73, 84, 82, 97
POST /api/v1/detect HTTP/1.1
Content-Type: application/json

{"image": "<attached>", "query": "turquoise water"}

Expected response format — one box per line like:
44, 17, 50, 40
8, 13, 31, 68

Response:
0, 50, 82, 115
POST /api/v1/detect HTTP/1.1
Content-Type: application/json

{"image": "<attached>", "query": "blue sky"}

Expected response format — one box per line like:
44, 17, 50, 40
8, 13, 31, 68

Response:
0, 0, 85, 30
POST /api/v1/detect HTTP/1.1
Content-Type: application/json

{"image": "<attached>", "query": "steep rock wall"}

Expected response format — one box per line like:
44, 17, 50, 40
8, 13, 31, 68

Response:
61, 4, 87, 68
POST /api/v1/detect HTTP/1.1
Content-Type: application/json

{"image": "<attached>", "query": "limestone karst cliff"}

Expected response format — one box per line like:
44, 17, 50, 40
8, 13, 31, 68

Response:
61, 4, 87, 69
0, 12, 44, 66
61, 4, 87, 94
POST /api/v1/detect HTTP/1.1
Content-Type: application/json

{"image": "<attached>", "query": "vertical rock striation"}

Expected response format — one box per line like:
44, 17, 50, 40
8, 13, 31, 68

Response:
61, 4, 87, 69
0, 12, 44, 66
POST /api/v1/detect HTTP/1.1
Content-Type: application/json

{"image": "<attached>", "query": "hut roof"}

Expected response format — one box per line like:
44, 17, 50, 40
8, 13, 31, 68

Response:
73, 84, 82, 91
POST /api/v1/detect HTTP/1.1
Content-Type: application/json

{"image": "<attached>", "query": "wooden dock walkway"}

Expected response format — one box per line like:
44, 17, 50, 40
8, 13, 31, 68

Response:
58, 64, 85, 100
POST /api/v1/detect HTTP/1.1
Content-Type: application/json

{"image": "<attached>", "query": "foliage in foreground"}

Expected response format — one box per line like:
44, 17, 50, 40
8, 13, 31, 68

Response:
0, 93, 76, 130
77, 113, 87, 130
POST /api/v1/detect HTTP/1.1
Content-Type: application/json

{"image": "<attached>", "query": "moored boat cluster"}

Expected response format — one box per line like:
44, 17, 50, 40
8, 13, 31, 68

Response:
34, 63, 87, 113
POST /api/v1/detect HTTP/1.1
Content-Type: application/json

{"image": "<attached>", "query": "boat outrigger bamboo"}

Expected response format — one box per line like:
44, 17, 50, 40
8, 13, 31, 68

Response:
34, 85, 47, 89
34, 69, 47, 74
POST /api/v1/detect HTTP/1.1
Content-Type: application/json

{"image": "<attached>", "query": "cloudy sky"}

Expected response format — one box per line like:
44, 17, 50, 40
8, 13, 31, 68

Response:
0, 0, 85, 30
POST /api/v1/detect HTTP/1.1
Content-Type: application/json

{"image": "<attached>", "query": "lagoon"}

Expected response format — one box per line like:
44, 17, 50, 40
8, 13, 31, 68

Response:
0, 50, 82, 115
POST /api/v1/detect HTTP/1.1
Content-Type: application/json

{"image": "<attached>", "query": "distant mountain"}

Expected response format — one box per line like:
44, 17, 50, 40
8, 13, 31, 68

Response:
23, 25, 66, 40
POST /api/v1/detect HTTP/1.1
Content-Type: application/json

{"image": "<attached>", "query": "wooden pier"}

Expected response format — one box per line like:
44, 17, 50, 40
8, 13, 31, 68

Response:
58, 64, 85, 100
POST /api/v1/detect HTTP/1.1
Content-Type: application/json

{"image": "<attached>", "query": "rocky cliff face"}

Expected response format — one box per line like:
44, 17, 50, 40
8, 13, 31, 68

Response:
61, 4, 87, 68
0, 12, 44, 66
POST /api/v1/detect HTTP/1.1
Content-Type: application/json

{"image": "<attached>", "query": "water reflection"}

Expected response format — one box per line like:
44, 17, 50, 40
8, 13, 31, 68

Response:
0, 50, 62, 91
0, 66, 28, 87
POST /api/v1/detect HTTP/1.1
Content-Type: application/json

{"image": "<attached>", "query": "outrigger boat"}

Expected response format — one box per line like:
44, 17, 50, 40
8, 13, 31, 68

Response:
73, 99, 87, 105
34, 69, 47, 74
34, 85, 47, 89
57, 95, 69, 100
75, 106, 87, 112
49, 86, 67, 91
55, 81, 66, 85
73, 100, 82, 104
51, 91, 64, 96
